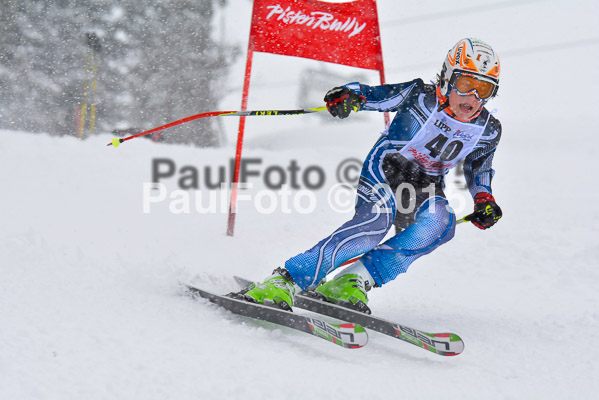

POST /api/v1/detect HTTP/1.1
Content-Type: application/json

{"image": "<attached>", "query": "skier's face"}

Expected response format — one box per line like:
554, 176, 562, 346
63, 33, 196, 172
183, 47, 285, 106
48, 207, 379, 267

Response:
448, 89, 483, 121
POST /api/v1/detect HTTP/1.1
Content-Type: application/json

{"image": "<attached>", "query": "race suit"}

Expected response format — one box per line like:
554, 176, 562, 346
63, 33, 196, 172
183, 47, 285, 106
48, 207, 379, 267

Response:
285, 79, 501, 290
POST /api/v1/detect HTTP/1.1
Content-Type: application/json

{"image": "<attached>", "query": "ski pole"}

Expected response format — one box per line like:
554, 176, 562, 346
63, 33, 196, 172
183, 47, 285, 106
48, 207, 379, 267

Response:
456, 212, 475, 224
107, 107, 327, 148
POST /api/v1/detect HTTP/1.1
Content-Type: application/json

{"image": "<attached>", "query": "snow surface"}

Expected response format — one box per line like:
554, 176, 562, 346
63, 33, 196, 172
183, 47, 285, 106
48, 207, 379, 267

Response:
2, 1, 599, 399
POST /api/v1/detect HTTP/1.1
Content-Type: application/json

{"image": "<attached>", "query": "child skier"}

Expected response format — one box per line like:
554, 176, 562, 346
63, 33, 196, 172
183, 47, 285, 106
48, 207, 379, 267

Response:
241, 38, 503, 313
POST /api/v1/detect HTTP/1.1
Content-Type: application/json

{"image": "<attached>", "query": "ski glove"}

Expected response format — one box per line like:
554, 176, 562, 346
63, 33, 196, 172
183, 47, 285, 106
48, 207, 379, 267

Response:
470, 193, 502, 230
324, 86, 366, 119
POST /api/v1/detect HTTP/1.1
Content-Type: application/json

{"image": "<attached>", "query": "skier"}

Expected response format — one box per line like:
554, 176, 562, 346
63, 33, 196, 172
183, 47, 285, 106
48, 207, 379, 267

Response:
240, 38, 503, 313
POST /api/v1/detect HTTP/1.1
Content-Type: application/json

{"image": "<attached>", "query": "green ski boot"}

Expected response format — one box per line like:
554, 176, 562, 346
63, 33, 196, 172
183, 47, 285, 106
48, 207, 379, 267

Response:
242, 268, 297, 311
314, 274, 371, 314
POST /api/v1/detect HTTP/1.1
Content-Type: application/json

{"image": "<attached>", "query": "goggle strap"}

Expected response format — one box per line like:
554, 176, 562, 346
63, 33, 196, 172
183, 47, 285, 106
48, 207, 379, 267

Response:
453, 70, 498, 85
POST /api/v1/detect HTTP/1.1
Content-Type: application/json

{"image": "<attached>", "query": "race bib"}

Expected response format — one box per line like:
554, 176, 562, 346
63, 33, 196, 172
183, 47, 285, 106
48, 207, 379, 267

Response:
399, 110, 487, 176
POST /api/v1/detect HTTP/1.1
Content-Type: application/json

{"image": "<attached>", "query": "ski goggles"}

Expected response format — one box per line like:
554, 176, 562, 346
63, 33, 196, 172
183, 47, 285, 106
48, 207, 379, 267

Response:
451, 72, 498, 100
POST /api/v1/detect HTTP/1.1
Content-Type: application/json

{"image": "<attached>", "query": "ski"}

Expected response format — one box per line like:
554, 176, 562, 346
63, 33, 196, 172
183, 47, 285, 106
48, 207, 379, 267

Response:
234, 277, 464, 356
185, 284, 368, 349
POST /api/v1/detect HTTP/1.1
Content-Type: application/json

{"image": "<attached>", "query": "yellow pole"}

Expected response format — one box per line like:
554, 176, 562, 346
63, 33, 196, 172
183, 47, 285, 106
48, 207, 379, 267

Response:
78, 51, 91, 139
89, 57, 98, 135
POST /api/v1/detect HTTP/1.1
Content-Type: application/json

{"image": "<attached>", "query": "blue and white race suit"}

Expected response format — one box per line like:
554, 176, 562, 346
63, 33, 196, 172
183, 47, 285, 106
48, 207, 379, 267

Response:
285, 79, 501, 290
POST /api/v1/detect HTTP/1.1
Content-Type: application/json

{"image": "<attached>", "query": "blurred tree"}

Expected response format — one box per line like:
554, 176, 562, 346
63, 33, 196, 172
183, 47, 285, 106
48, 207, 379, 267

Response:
0, 0, 238, 147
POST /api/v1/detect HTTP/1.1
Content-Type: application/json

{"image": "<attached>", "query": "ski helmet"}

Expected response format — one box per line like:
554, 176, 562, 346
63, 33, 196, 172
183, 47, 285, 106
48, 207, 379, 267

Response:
438, 38, 500, 102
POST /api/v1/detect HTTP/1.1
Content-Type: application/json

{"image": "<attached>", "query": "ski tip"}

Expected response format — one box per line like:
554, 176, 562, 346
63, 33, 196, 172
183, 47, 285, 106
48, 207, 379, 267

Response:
435, 333, 464, 356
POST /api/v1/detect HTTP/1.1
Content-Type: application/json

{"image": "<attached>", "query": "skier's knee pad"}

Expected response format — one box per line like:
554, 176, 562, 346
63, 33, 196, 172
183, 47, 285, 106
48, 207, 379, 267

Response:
359, 196, 455, 285
412, 196, 456, 247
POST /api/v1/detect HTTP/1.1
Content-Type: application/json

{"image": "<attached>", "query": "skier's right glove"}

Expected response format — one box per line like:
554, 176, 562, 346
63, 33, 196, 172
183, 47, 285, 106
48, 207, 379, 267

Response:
470, 192, 502, 230
324, 86, 366, 119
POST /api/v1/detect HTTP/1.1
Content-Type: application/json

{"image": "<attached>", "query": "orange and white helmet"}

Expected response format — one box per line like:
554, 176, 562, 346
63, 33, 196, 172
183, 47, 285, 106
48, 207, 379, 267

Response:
439, 38, 500, 101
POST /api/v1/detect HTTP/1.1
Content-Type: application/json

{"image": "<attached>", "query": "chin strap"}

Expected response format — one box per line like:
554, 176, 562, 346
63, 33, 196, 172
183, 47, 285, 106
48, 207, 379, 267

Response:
437, 99, 451, 113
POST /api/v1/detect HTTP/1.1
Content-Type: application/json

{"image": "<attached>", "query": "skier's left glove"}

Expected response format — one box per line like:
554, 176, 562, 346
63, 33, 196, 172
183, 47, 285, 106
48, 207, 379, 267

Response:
470, 192, 502, 230
324, 86, 366, 119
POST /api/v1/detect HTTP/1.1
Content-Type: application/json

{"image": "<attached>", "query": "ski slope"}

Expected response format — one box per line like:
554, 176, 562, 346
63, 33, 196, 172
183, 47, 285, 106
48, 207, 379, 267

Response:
2, 1, 599, 399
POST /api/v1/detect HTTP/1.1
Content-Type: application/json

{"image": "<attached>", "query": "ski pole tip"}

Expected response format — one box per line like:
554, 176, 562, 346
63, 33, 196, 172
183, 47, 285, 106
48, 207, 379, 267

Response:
110, 137, 122, 148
